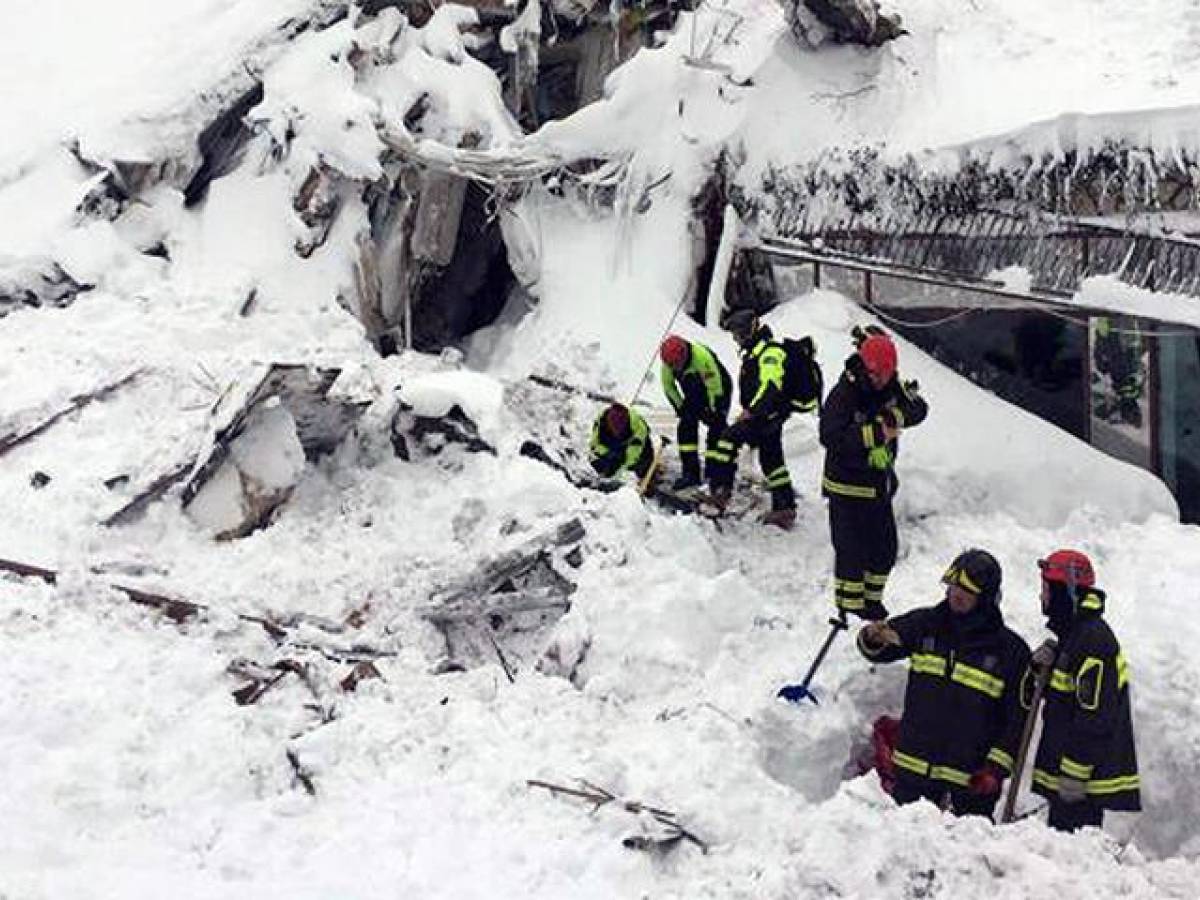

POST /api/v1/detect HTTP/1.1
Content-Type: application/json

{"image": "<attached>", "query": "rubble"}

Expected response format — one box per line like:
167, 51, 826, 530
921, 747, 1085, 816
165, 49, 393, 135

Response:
793, 0, 905, 48
422, 518, 585, 675
180, 364, 370, 540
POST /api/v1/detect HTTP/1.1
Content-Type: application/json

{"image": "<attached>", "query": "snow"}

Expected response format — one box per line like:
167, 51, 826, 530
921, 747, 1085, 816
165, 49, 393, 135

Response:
3, 1, 1200, 897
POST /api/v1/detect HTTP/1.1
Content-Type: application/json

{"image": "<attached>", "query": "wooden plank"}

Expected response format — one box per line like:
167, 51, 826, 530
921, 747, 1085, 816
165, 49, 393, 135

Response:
0, 368, 145, 458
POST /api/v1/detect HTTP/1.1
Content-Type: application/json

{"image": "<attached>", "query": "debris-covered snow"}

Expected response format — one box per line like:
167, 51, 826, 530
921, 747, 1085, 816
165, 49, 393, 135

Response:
3, 1, 1200, 897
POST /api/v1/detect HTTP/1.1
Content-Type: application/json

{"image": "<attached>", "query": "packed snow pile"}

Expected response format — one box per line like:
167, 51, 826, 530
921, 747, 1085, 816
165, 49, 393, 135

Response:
3, 1, 1200, 898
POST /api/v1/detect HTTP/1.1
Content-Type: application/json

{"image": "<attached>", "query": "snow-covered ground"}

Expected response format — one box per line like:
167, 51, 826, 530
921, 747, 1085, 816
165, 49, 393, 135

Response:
3, 2, 1200, 897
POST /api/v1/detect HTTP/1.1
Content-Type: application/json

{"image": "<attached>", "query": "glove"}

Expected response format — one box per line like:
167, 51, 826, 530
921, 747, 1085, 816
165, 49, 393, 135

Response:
860, 621, 901, 650
590, 450, 621, 477
968, 766, 1003, 797
1031, 639, 1058, 671
1057, 775, 1087, 804
867, 446, 894, 470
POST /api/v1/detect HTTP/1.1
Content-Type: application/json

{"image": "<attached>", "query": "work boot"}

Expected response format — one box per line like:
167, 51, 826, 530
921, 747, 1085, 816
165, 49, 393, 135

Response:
762, 508, 797, 530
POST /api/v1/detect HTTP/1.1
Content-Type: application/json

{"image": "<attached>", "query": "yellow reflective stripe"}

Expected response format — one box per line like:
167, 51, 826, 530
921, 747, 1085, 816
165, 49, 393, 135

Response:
1049, 669, 1075, 693
1032, 769, 1058, 791
987, 747, 1014, 773
822, 476, 878, 499
678, 443, 699, 453
862, 423, 876, 448
910, 653, 947, 677
957, 571, 981, 594
834, 579, 864, 592
766, 465, 791, 488
792, 398, 818, 411
1060, 756, 1094, 780
930, 765, 971, 787
838, 596, 866, 610
951, 663, 1005, 699
1117, 652, 1129, 689
864, 573, 889, 586
1080, 591, 1103, 610
864, 588, 885, 602
1077, 657, 1104, 711
1087, 775, 1141, 795
891, 407, 906, 427
1034, 769, 1140, 796
893, 750, 928, 776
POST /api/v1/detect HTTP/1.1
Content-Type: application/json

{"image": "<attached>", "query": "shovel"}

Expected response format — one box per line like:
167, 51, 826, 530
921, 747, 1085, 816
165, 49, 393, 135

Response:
777, 613, 849, 705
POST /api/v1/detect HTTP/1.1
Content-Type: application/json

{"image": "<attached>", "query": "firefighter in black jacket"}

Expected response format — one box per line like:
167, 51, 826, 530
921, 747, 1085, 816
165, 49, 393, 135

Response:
659, 334, 733, 491
1030, 549, 1141, 832
820, 327, 927, 620
858, 549, 1032, 818
706, 310, 797, 528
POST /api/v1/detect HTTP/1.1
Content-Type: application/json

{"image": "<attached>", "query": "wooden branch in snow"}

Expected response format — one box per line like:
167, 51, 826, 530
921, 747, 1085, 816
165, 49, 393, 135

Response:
286, 748, 317, 797
0, 368, 145, 458
0, 556, 397, 664
487, 631, 516, 683
526, 778, 709, 854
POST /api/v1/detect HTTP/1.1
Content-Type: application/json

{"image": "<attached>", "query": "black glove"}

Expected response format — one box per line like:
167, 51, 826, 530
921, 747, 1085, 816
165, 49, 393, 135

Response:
590, 451, 621, 477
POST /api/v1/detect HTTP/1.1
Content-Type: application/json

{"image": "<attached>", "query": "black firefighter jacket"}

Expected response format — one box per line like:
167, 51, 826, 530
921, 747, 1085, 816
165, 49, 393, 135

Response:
820, 361, 927, 502
1032, 591, 1141, 811
859, 600, 1032, 794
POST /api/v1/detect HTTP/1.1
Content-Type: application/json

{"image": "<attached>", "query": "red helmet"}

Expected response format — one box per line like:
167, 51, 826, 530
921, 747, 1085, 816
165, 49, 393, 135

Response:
660, 335, 689, 370
1038, 550, 1095, 588
860, 333, 898, 382
604, 403, 630, 437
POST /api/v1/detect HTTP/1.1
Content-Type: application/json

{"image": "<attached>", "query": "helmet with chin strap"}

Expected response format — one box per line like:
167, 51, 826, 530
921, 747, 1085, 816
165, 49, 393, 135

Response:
942, 548, 1002, 606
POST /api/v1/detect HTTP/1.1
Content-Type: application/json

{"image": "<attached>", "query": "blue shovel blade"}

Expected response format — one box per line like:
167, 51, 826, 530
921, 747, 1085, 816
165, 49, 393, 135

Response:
777, 683, 820, 705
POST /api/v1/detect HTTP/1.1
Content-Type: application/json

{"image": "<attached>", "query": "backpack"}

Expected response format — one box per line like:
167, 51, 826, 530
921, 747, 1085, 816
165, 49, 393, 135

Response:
782, 336, 824, 410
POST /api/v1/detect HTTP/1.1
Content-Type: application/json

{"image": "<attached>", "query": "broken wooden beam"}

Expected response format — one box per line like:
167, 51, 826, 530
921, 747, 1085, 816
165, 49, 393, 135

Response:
0, 369, 145, 458
422, 588, 572, 625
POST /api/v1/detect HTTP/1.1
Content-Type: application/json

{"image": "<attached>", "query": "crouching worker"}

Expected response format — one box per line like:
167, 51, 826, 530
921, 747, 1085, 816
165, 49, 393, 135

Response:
589, 402, 655, 486
857, 549, 1032, 818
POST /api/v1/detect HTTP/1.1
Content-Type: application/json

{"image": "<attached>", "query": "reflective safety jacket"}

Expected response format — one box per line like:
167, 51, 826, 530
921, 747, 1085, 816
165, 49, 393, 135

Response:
820, 360, 927, 502
660, 341, 732, 424
588, 406, 650, 478
1031, 590, 1141, 811
858, 601, 1032, 794
738, 331, 789, 423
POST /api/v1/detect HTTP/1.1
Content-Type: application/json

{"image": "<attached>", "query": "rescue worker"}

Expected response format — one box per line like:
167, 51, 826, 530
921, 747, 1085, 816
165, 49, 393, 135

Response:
706, 310, 796, 528
820, 326, 927, 620
1030, 549, 1141, 832
588, 402, 654, 484
857, 549, 1032, 819
659, 334, 732, 491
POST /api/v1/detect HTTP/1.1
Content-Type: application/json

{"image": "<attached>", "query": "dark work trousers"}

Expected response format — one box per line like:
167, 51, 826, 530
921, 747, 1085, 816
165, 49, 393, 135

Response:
676, 404, 729, 485
1047, 798, 1104, 832
707, 415, 794, 511
828, 495, 897, 616
893, 779, 997, 820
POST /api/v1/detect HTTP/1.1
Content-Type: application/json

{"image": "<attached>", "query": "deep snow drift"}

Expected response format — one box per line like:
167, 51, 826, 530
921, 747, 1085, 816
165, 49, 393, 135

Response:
3, 2, 1200, 898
